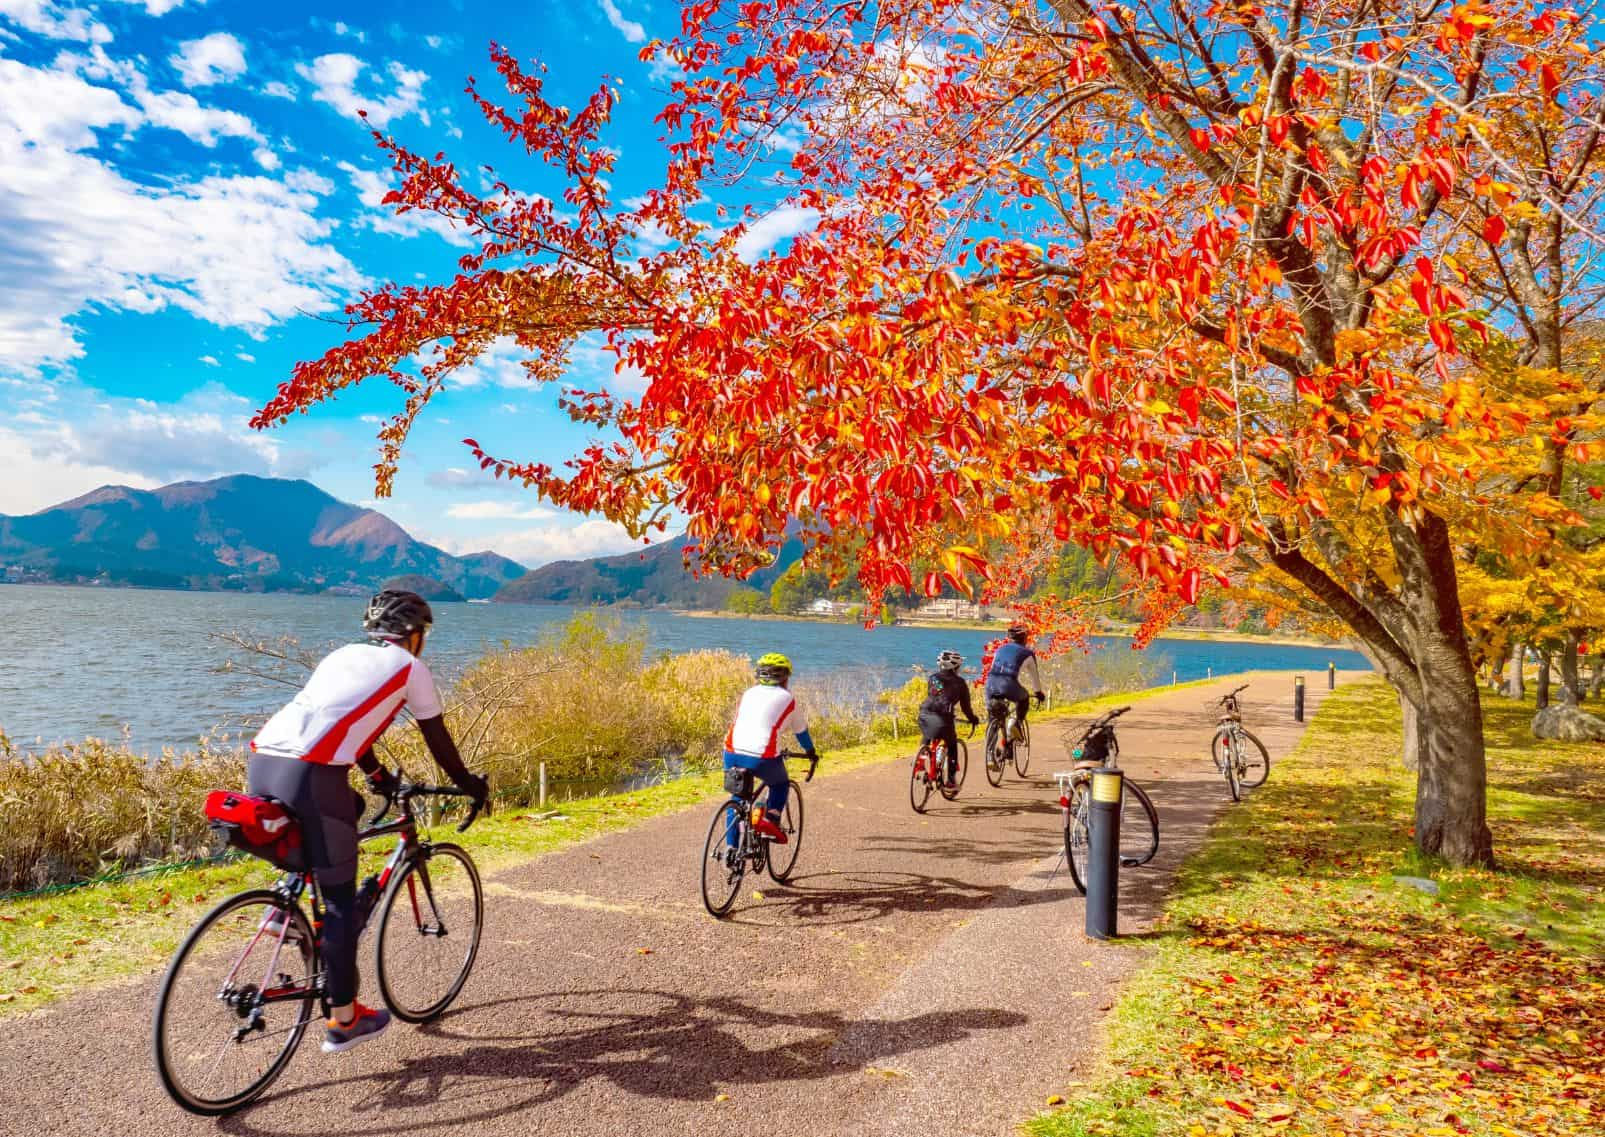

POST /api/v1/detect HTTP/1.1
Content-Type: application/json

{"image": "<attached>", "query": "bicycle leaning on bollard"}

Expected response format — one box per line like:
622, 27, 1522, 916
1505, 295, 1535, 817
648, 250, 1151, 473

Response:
1052, 706, 1159, 895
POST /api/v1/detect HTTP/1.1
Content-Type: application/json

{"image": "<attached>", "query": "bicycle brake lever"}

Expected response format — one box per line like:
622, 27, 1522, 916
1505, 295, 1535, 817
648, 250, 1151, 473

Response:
805, 756, 818, 783
456, 798, 485, 833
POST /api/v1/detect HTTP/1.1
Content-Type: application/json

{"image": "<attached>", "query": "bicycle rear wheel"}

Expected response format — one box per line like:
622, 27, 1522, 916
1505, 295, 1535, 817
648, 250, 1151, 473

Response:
938, 740, 967, 801
1235, 730, 1271, 788
1065, 789, 1090, 895
1119, 779, 1161, 867
909, 745, 934, 814
701, 798, 747, 917
153, 889, 317, 1116
1013, 719, 1031, 777
983, 720, 1005, 787
376, 842, 483, 1023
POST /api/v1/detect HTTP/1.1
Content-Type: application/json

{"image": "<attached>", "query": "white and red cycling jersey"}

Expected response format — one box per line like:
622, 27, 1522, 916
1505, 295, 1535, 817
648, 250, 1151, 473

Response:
251, 641, 444, 767
724, 684, 811, 759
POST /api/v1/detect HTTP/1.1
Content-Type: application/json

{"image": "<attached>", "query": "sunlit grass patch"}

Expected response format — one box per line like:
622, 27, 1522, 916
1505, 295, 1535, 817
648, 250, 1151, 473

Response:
1027, 679, 1605, 1137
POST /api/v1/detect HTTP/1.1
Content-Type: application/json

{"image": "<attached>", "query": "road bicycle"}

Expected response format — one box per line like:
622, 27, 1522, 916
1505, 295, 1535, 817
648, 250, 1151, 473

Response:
983, 695, 1039, 786
153, 782, 485, 1116
1054, 706, 1160, 895
1210, 683, 1271, 801
909, 723, 975, 813
701, 751, 818, 917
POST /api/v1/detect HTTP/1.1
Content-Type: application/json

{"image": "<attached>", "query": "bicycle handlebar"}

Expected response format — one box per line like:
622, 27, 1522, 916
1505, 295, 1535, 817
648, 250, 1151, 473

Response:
369, 781, 488, 832
1217, 683, 1251, 704
774, 750, 820, 782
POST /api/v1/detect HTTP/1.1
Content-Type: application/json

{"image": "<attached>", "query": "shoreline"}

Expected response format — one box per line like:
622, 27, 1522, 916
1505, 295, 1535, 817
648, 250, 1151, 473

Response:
672, 607, 1346, 650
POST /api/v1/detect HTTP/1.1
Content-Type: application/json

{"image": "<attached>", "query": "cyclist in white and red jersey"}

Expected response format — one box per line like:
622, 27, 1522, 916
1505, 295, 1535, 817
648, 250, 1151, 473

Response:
246, 589, 488, 1054
722, 652, 819, 843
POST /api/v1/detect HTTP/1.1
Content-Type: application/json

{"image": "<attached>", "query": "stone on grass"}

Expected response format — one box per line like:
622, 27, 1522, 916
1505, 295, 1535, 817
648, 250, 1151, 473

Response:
1394, 876, 1440, 896
1531, 705, 1605, 742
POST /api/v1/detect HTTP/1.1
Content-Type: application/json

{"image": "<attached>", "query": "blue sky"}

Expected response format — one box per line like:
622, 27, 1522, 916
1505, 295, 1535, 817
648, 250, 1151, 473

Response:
0, 0, 805, 567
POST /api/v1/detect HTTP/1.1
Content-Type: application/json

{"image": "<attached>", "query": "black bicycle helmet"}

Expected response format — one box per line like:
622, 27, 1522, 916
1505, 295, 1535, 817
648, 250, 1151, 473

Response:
937, 649, 964, 672
1007, 623, 1030, 644
364, 589, 434, 640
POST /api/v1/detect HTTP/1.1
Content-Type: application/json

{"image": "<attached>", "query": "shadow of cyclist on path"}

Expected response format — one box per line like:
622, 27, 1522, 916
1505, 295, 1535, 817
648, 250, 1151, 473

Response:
216, 988, 1028, 1137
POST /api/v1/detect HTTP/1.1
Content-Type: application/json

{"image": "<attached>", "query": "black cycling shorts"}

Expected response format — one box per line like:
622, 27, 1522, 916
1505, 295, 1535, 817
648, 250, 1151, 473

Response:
246, 754, 363, 885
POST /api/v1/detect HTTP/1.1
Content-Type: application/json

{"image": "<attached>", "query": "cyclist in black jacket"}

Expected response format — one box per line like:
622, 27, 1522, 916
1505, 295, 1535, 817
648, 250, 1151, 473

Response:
918, 650, 980, 786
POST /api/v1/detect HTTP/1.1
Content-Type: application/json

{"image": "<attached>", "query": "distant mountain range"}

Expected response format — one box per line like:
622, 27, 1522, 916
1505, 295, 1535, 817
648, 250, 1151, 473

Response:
0, 475, 525, 599
493, 533, 804, 607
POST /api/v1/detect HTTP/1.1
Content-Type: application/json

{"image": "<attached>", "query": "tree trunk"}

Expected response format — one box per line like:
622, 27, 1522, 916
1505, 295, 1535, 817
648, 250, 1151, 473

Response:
1591, 656, 1603, 700
1399, 691, 1424, 771
1412, 632, 1493, 867
1559, 630, 1582, 706
1536, 653, 1552, 710
1505, 642, 1525, 699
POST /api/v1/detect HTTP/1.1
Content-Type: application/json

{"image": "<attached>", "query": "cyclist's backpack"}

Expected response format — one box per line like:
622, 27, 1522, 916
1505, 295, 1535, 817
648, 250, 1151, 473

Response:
204, 791, 305, 871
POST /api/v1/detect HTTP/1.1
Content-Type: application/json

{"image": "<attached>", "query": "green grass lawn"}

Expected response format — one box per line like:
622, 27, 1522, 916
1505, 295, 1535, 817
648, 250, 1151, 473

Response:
0, 682, 1204, 1019
1026, 680, 1605, 1137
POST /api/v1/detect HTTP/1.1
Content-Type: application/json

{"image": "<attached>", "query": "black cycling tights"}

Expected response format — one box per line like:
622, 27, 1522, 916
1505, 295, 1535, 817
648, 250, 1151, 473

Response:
319, 878, 360, 1008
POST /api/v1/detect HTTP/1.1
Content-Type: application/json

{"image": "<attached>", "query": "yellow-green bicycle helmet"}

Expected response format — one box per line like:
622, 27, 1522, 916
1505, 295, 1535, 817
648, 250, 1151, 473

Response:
755, 652, 793, 685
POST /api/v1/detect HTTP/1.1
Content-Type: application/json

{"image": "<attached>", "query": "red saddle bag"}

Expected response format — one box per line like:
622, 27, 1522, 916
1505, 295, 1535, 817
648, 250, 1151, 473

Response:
204, 791, 305, 871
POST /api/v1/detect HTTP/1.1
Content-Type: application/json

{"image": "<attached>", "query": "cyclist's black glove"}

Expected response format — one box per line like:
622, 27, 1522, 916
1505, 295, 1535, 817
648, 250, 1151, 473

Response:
366, 765, 401, 799
458, 771, 490, 808
1033, 691, 1047, 706
967, 716, 981, 727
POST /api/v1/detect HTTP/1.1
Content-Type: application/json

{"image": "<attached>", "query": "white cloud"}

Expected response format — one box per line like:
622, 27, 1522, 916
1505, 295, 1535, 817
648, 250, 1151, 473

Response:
234, 350, 255, 362
0, 1, 111, 43
294, 53, 428, 128
0, 54, 364, 374
338, 160, 475, 247
596, 0, 645, 44
645, 44, 683, 85
198, 353, 219, 366
0, 383, 326, 513
430, 336, 538, 390
734, 205, 820, 263
117, 0, 196, 14
170, 32, 246, 88
134, 84, 260, 145
0, 425, 156, 514
566, 331, 648, 396
261, 80, 295, 100
252, 145, 279, 170
331, 20, 364, 42
429, 517, 649, 567
423, 34, 443, 50
445, 500, 556, 521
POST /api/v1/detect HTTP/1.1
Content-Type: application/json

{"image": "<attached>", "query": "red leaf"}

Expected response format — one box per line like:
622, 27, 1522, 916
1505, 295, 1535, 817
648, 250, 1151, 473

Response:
1541, 63, 1561, 101
1477, 1059, 1511, 1074
1588, 486, 1603, 501
1224, 1100, 1254, 1117
1482, 215, 1506, 244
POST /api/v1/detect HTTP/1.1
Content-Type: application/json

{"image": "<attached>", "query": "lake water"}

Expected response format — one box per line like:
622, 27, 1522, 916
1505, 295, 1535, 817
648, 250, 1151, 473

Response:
0, 584, 1369, 753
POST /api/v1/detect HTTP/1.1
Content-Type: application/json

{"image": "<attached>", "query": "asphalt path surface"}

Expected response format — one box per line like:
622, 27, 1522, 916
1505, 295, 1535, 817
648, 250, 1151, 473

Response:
0, 672, 1358, 1137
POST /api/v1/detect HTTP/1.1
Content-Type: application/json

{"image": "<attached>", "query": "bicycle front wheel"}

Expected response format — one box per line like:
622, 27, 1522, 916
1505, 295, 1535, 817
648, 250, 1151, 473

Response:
1065, 788, 1090, 895
701, 799, 747, 917
153, 889, 317, 1116
910, 746, 934, 814
1236, 730, 1271, 788
984, 720, 1005, 787
939, 740, 968, 801
1013, 719, 1031, 777
766, 781, 805, 883
376, 843, 483, 1023
1120, 779, 1160, 867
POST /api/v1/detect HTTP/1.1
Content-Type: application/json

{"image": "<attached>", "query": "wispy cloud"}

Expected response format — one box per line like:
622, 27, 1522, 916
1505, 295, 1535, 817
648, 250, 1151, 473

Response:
596, 0, 645, 44
734, 205, 820, 263
294, 53, 428, 128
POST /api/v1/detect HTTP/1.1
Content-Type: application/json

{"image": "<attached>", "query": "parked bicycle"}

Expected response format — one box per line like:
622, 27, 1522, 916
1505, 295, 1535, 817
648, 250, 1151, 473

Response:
1210, 683, 1271, 801
152, 782, 485, 1116
701, 751, 818, 917
983, 694, 1039, 786
1055, 706, 1160, 895
909, 723, 975, 813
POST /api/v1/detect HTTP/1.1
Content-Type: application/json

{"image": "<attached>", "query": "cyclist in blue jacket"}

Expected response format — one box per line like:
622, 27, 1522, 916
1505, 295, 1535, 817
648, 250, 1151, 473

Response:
984, 624, 1046, 736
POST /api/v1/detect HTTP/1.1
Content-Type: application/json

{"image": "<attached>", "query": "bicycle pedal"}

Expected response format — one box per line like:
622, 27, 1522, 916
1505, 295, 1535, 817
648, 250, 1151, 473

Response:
1120, 857, 1141, 867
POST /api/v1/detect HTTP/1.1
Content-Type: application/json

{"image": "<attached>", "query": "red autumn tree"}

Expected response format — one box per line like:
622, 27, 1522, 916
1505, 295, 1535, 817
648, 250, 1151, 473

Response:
256, 1, 1605, 866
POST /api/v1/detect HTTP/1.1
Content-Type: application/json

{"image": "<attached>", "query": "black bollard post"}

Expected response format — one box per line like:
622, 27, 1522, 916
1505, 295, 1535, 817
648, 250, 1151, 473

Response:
1328, 661, 1336, 690
1294, 674, 1306, 722
1085, 771, 1123, 940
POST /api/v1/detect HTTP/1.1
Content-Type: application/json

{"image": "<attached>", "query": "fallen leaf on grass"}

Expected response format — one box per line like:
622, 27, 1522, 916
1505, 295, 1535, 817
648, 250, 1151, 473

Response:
1046, 1094, 1065, 1105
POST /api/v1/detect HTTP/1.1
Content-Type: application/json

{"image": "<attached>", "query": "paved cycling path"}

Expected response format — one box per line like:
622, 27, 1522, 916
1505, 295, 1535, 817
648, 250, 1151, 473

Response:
0, 672, 1360, 1137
